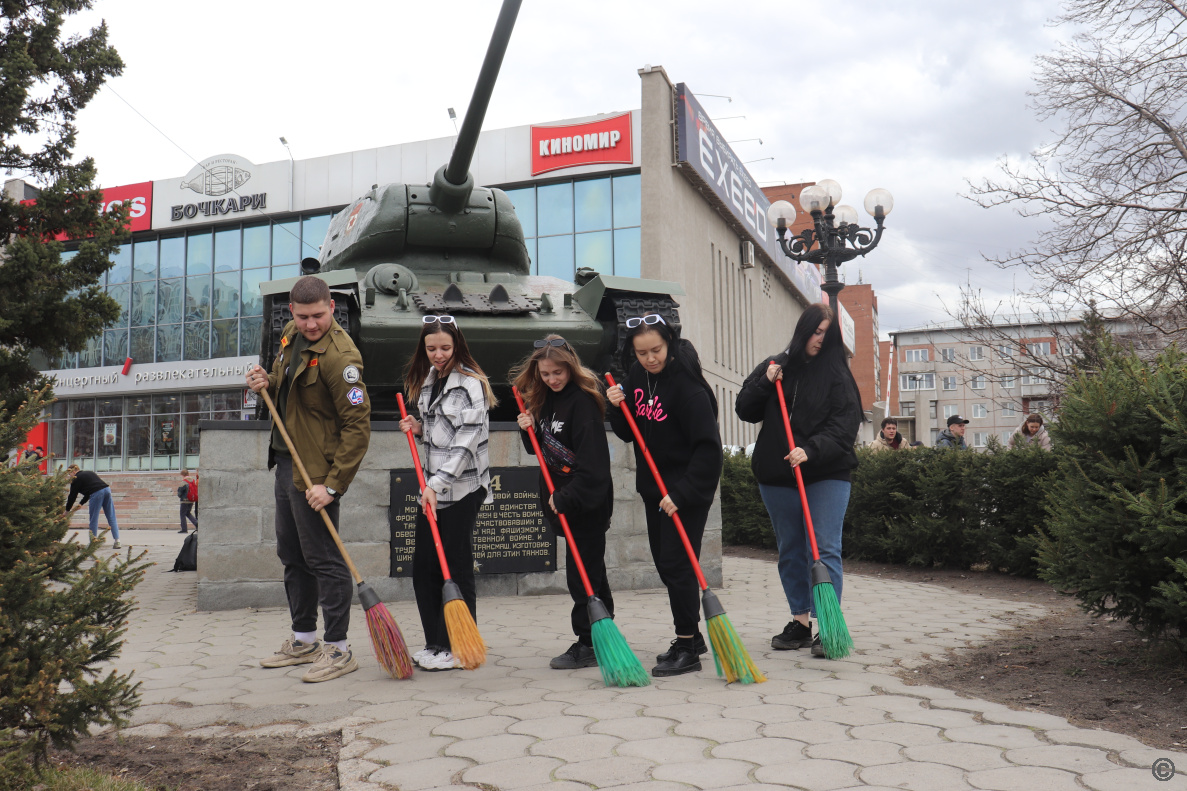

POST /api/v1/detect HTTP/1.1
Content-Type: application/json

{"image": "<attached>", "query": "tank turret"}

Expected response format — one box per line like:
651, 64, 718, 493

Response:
259, 0, 683, 420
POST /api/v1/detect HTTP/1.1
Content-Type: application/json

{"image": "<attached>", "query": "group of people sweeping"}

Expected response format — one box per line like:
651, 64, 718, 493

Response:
246, 275, 861, 687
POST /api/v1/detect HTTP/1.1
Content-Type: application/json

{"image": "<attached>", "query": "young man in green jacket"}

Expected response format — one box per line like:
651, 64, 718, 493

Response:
246, 276, 371, 682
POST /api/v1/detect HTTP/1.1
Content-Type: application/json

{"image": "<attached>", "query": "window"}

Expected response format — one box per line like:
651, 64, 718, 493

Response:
1028, 399, 1053, 416
1021, 368, 1046, 386
904, 349, 929, 363
900, 373, 935, 390
1026, 342, 1050, 356
1001, 430, 1013, 444
997, 344, 1015, 360
970, 375, 986, 390
973, 432, 988, 448
1001, 376, 1016, 389
944, 404, 959, 419
972, 403, 988, 418
928, 400, 938, 419
942, 376, 957, 391
1001, 402, 1017, 418
899, 401, 916, 417
930, 428, 940, 445
941, 347, 956, 362
968, 346, 985, 361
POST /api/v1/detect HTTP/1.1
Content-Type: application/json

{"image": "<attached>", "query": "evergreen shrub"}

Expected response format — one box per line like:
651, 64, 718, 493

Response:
719, 450, 775, 549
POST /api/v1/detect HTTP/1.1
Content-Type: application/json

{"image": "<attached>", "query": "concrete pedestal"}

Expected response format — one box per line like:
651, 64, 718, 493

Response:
195, 421, 721, 611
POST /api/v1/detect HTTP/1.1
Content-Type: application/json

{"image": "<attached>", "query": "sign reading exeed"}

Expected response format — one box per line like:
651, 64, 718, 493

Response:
389, 467, 556, 577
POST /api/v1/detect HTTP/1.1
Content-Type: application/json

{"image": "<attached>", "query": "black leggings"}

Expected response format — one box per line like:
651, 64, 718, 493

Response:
643, 495, 710, 637
412, 488, 484, 650
564, 521, 613, 646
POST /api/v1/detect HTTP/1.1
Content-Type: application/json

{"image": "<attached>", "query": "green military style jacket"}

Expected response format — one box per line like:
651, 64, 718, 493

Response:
266, 318, 371, 494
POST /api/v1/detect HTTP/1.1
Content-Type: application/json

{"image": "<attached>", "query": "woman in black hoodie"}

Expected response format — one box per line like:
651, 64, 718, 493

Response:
607, 314, 722, 677
735, 303, 862, 658
512, 335, 614, 671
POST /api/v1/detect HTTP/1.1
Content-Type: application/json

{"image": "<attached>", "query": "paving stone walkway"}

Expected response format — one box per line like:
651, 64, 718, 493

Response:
97, 530, 1187, 790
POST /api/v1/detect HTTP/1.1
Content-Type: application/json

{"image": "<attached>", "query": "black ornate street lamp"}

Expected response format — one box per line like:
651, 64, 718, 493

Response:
766, 179, 893, 313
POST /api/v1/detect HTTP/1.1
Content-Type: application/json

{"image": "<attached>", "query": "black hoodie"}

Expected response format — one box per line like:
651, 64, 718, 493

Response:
608, 359, 722, 509
735, 354, 862, 487
519, 381, 613, 532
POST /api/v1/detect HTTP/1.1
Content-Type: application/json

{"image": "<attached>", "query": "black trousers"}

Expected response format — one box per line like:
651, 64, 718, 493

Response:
413, 488, 483, 650
179, 502, 198, 531
563, 521, 613, 646
643, 494, 710, 637
274, 457, 353, 642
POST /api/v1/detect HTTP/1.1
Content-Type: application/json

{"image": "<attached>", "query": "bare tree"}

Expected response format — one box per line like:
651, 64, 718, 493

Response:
969, 0, 1187, 339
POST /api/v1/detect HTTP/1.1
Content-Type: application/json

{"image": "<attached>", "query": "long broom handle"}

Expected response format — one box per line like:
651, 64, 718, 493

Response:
396, 393, 455, 582
605, 373, 709, 591
773, 373, 822, 562
258, 388, 364, 585
511, 386, 596, 598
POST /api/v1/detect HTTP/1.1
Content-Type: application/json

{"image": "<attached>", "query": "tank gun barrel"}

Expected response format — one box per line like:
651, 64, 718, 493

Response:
446, 0, 523, 186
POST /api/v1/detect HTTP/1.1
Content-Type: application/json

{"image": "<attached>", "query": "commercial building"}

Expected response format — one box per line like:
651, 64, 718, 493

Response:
19, 65, 850, 523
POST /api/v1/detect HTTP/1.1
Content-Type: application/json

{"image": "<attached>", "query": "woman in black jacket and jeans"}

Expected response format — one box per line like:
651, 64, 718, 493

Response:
512, 335, 614, 671
607, 314, 722, 677
735, 304, 862, 657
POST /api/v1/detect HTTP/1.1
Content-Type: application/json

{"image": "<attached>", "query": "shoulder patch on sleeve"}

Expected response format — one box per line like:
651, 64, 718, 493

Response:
347, 386, 364, 405
342, 365, 360, 384
280, 335, 289, 348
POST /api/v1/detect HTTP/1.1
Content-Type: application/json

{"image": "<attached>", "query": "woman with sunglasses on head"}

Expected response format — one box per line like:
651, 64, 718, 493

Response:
399, 315, 497, 671
606, 314, 722, 677
734, 303, 862, 658
510, 335, 615, 670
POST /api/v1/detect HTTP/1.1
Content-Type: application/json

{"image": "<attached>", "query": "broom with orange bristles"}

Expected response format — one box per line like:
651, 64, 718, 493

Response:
605, 373, 765, 685
260, 389, 413, 679
397, 393, 487, 670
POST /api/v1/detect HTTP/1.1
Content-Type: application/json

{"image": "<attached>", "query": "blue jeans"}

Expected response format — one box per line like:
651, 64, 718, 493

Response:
88, 487, 120, 540
759, 479, 850, 618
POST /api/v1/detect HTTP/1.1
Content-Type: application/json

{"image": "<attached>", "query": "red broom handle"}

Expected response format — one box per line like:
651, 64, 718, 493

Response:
772, 372, 822, 562
512, 387, 595, 597
397, 393, 455, 582
605, 373, 709, 591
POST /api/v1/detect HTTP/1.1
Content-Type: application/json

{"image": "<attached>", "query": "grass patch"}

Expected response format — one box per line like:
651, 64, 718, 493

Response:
34, 766, 153, 791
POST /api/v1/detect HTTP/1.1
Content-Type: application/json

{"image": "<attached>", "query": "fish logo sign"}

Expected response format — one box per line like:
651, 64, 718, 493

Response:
179, 155, 254, 197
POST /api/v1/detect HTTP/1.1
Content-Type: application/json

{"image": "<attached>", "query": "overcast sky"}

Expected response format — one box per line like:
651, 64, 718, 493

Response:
62, 0, 1069, 337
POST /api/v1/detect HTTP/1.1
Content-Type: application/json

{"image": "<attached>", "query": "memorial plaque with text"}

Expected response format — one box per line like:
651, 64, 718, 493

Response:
389, 467, 556, 577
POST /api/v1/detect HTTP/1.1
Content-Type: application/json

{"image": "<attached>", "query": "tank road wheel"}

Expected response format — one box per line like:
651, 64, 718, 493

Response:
602, 295, 681, 379
255, 288, 362, 420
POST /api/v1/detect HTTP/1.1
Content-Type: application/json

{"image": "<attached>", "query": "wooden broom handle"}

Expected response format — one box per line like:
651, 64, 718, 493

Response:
259, 387, 363, 584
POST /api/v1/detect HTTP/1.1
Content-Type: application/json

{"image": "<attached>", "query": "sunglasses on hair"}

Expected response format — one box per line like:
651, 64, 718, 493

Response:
625, 314, 666, 328
533, 337, 569, 349
422, 315, 456, 325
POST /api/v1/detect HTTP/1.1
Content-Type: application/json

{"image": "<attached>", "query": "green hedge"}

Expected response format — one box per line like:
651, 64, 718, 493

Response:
720, 441, 1058, 577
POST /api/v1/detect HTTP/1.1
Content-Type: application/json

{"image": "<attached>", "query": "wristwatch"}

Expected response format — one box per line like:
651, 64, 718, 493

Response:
325, 487, 341, 499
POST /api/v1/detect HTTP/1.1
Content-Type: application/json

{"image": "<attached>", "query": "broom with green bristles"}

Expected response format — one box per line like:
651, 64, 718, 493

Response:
773, 372, 853, 659
605, 373, 765, 684
397, 393, 487, 671
513, 386, 649, 687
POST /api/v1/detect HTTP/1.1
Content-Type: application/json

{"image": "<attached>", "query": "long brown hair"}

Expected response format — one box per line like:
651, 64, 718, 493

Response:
510, 335, 605, 419
403, 317, 498, 407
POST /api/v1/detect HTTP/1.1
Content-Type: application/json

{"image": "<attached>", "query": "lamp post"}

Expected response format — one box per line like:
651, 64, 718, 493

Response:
765, 179, 893, 314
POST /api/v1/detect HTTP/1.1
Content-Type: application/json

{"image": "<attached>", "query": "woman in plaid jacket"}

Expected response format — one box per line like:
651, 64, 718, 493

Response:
399, 315, 497, 671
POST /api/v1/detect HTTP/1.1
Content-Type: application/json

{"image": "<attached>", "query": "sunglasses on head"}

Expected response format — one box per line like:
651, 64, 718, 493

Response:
533, 337, 569, 349
625, 314, 666, 329
422, 315, 456, 325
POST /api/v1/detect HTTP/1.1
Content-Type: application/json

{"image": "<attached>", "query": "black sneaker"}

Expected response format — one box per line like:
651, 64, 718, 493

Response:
550, 642, 597, 669
771, 621, 813, 650
810, 634, 826, 658
655, 634, 707, 663
652, 644, 702, 677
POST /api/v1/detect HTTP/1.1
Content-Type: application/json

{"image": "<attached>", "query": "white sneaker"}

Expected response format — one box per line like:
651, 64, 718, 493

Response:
412, 648, 435, 665
112, 541, 121, 549
425, 650, 461, 671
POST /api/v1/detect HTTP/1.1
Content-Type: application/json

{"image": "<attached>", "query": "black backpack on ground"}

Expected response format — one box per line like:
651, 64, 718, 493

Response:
170, 532, 197, 572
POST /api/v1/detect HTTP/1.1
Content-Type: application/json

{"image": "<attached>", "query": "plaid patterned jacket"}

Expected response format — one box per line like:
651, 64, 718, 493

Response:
417, 366, 492, 505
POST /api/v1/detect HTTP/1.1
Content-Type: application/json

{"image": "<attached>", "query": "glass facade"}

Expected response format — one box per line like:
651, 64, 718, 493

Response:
503, 173, 641, 280
45, 389, 244, 473
55, 213, 332, 370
